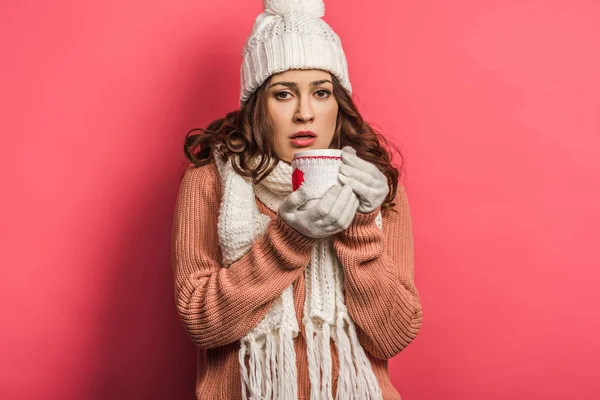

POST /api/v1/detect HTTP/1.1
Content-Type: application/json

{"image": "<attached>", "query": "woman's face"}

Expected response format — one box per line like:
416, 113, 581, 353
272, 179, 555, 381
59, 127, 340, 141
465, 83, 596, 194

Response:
266, 69, 339, 163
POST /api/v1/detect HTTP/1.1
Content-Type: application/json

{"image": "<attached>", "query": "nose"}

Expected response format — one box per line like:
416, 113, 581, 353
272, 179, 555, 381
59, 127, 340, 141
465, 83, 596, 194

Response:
294, 97, 314, 123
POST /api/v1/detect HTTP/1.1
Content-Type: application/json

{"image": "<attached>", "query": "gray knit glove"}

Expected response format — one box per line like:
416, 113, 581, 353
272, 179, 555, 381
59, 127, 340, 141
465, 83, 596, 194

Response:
279, 184, 359, 239
338, 146, 390, 213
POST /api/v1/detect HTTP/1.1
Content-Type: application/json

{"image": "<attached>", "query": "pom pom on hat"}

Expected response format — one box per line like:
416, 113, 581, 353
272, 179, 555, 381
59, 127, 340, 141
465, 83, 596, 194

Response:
263, 0, 325, 18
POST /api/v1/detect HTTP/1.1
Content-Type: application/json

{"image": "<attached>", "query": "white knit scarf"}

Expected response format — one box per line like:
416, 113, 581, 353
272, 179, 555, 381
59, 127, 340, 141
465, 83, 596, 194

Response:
214, 155, 383, 400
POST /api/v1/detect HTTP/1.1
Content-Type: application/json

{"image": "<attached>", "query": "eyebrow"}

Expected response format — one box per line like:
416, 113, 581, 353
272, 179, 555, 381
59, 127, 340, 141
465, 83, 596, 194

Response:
269, 79, 332, 89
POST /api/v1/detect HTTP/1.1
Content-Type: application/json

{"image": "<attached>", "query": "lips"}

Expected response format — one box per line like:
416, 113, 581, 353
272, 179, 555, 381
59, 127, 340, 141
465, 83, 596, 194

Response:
290, 130, 317, 139
289, 130, 317, 148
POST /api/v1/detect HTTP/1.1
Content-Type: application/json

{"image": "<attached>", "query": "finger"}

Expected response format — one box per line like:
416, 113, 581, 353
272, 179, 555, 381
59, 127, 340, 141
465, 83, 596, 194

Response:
338, 171, 375, 201
339, 163, 376, 187
341, 146, 357, 156
341, 151, 382, 178
280, 187, 309, 214
321, 185, 354, 226
299, 198, 320, 211
307, 184, 341, 220
338, 191, 360, 229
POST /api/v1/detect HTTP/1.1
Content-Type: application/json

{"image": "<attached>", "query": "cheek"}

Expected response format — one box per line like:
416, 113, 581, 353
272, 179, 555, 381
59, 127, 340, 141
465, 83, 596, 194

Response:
267, 106, 285, 139
269, 111, 292, 156
272, 115, 288, 143
328, 108, 338, 125
323, 104, 339, 132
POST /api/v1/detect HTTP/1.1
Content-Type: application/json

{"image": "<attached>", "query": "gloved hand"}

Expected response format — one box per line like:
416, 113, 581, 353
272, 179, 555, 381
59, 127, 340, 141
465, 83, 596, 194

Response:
338, 146, 390, 213
279, 184, 359, 239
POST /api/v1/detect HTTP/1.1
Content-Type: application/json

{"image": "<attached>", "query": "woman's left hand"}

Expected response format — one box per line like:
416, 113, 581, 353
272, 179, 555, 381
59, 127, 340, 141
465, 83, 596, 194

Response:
338, 146, 390, 213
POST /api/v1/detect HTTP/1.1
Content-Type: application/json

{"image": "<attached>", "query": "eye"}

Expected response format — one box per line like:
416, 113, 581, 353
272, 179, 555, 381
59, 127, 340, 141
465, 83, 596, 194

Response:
275, 91, 292, 100
315, 89, 332, 98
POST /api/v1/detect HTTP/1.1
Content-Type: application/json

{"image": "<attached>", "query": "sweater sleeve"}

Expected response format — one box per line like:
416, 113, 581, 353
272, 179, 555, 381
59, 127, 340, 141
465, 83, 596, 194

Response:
332, 185, 422, 360
171, 163, 317, 349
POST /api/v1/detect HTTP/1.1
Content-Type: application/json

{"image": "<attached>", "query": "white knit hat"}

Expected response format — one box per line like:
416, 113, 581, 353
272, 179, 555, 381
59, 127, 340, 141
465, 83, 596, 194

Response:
239, 0, 352, 106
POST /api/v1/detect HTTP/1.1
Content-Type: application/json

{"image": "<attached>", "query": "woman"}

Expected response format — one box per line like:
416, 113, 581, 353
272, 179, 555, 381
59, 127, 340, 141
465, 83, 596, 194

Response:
171, 0, 422, 399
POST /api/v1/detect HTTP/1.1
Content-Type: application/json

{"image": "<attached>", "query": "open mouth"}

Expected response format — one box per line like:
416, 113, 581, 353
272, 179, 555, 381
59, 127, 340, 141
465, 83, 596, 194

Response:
290, 136, 317, 147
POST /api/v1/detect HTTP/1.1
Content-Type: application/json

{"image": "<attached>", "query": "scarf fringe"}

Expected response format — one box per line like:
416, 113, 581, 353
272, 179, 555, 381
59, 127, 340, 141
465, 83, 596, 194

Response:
303, 314, 384, 400
264, 332, 275, 399
334, 313, 358, 399
304, 318, 322, 400
240, 328, 298, 400
347, 316, 383, 399
239, 342, 250, 400
320, 323, 334, 399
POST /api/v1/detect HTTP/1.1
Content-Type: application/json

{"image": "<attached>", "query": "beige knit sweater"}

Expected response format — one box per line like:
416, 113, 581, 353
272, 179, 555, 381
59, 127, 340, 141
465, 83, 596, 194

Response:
171, 161, 422, 399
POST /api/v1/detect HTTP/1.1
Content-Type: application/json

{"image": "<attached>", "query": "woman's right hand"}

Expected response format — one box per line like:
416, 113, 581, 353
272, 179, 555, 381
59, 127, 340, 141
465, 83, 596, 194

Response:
278, 184, 359, 239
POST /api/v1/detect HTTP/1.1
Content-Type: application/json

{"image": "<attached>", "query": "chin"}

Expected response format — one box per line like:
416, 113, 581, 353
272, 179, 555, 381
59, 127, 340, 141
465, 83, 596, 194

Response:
278, 153, 293, 163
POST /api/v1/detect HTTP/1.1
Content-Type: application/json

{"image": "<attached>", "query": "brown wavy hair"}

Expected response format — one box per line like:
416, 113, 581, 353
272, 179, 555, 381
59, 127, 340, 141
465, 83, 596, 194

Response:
183, 73, 403, 210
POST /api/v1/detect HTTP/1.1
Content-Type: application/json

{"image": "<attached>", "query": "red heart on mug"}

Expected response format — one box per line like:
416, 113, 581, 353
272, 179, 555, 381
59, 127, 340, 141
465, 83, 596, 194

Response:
292, 168, 305, 191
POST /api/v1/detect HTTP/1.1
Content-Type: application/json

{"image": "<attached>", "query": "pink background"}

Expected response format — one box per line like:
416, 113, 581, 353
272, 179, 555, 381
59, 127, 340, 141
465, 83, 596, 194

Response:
2, 0, 599, 399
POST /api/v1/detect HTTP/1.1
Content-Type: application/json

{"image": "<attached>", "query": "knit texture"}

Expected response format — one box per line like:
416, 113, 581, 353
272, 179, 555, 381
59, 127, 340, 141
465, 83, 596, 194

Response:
171, 161, 423, 399
215, 155, 382, 399
291, 154, 342, 199
240, 0, 352, 105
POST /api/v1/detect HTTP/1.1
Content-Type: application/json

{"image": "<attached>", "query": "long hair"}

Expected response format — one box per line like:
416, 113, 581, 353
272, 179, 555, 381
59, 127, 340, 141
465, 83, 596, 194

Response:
183, 74, 403, 210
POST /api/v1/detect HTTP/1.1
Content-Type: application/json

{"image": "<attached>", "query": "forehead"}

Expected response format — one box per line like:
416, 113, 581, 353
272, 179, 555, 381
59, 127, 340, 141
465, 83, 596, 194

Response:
271, 69, 332, 83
